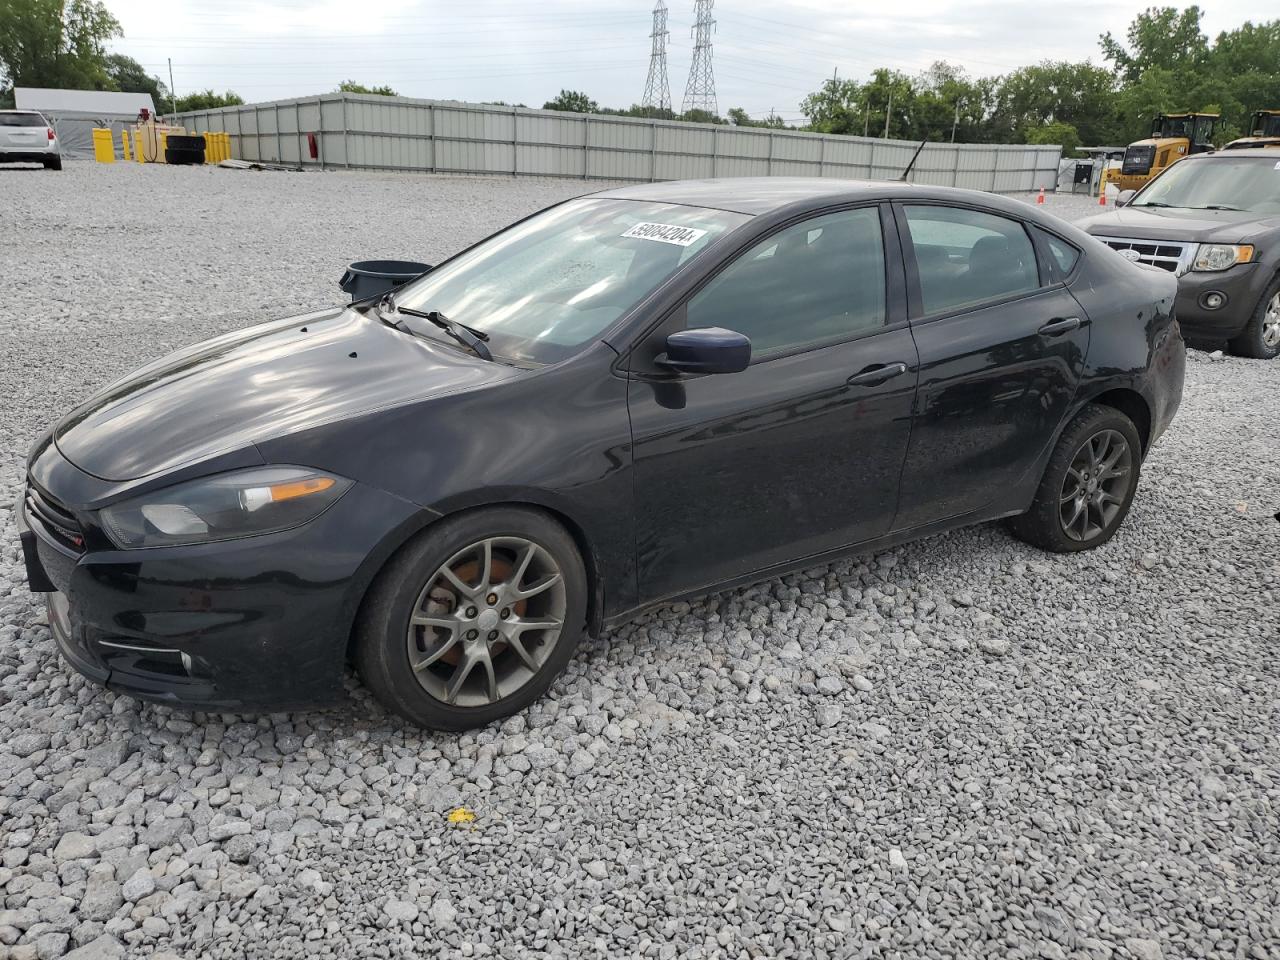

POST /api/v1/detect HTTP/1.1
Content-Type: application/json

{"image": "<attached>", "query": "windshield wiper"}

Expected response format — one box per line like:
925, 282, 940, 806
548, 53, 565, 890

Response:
1134, 201, 1178, 208
379, 293, 492, 361
1195, 204, 1243, 211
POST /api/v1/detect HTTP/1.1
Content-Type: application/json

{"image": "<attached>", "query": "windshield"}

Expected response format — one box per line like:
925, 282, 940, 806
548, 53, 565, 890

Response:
391, 197, 750, 364
1134, 157, 1280, 214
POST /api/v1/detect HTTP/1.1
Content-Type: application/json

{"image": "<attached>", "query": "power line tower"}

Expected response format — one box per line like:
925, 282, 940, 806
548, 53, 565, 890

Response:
682, 0, 717, 116
641, 1, 672, 114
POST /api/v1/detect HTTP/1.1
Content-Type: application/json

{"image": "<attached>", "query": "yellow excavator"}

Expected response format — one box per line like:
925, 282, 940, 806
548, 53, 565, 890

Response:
1224, 109, 1280, 150
1103, 112, 1219, 192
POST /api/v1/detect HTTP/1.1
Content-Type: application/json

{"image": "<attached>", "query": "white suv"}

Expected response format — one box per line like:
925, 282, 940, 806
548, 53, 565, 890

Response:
0, 110, 62, 170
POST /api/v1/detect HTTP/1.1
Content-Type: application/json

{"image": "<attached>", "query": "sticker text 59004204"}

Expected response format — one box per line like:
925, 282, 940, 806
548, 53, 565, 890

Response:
621, 222, 709, 247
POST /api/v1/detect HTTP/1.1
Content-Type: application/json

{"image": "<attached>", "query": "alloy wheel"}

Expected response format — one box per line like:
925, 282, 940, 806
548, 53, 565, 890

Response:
1059, 429, 1134, 543
405, 537, 566, 707
1263, 293, 1280, 350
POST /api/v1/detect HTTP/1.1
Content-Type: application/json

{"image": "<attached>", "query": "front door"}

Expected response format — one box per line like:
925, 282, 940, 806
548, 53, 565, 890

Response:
626, 205, 919, 604
892, 202, 1091, 530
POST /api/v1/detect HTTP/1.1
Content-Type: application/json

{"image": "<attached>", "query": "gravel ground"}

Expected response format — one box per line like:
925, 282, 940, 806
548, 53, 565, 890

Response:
1, 163, 1278, 960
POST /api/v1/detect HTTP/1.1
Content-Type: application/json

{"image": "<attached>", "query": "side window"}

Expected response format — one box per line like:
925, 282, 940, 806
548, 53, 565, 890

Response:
686, 207, 886, 358
1045, 233, 1080, 277
904, 205, 1040, 316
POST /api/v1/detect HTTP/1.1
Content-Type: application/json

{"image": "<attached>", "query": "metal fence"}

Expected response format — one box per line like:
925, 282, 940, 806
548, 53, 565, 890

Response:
176, 93, 1061, 193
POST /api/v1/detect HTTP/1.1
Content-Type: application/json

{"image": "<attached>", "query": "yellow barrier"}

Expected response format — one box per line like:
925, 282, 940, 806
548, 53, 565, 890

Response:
157, 132, 168, 164
121, 129, 131, 162
92, 127, 115, 163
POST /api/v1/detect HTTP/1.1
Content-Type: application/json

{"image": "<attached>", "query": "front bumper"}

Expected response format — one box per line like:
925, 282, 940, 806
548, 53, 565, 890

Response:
1174, 263, 1265, 341
18, 464, 424, 712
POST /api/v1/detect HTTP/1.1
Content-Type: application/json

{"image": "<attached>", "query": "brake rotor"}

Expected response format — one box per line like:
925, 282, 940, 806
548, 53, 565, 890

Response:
420, 555, 527, 667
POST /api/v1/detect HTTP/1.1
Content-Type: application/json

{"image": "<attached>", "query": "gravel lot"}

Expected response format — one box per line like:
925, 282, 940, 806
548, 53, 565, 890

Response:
1, 163, 1278, 960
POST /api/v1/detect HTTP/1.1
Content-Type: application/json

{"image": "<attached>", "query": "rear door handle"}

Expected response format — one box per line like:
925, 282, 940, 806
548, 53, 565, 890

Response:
1038, 316, 1084, 336
846, 362, 909, 387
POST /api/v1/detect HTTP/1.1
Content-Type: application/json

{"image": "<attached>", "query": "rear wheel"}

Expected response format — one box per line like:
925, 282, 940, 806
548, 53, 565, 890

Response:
1227, 276, 1280, 360
1008, 404, 1142, 552
43, 156, 62, 170
355, 507, 587, 730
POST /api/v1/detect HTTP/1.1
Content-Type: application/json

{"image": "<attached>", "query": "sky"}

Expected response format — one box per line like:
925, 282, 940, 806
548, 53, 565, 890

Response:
107, 0, 1264, 122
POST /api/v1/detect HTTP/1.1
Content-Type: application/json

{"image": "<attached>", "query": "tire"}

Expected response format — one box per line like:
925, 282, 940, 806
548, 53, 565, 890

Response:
1008, 404, 1143, 553
43, 156, 62, 170
355, 506, 588, 730
1227, 274, 1280, 360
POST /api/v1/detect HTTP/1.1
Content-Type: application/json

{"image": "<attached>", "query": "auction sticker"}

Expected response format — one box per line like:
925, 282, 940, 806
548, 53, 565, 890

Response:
622, 222, 708, 246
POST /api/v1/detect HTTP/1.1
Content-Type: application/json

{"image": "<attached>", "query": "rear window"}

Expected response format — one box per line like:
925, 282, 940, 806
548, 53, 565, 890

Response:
0, 113, 47, 127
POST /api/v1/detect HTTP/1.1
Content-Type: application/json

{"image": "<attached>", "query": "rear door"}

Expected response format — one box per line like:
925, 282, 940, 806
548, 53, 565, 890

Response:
891, 202, 1091, 530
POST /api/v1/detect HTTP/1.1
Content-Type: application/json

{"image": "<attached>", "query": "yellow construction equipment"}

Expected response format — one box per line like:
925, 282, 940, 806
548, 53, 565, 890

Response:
1224, 110, 1280, 150
1103, 112, 1219, 192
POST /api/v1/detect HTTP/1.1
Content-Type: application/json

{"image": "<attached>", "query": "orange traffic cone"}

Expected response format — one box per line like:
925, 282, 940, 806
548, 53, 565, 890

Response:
1098, 188, 1107, 206
1036, 187, 1045, 205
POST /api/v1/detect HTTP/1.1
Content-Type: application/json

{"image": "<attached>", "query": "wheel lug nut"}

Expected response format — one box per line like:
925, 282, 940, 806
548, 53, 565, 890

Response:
466, 629, 478, 640
466, 606, 477, 618
500, 607, 510, 618
488, 630, 498, 640
486, 592, 498, 605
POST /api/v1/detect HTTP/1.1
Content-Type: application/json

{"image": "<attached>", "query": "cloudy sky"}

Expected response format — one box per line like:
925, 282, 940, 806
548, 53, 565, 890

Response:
107, 0, 1262, 121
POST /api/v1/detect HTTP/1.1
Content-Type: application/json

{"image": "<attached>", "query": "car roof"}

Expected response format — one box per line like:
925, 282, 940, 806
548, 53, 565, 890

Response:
590, 177, 1042, 217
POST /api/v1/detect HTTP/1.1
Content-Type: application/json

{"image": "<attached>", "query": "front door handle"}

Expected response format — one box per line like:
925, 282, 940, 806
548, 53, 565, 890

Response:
1038, 316, 1084, 336
847, 362, 909, 387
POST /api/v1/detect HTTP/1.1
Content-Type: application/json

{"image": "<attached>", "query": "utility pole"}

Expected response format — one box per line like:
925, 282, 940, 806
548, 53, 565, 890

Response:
682, 0, 718, 116
863, 100, 870, 137
641, 1, 672, 114
883, 90, 892, 138
168, 58, 177, 119
951, 100, 960, 143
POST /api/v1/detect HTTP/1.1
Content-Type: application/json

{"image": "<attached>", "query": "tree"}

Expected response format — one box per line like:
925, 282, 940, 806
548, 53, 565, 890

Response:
1101, 6, 1209, 85
726, 107, 784, 128
990, 61, 1122, 146
103, 52, 167, 107
0, 0, 122, 96
337, 80, 398, 97
1026, 121, 1081, 157
172, 89, 242, 113
542, 89, 597, 113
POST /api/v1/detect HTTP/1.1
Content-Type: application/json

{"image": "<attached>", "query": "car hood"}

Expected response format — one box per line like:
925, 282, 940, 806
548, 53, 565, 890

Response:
1076, 205, 1280, 244
54, 306, 516, 482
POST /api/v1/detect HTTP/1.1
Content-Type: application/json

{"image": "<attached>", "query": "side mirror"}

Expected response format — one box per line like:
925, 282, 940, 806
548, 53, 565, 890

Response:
1115, 190, 1137, 208
339, 259, 432, 302
658, 326, 751, 375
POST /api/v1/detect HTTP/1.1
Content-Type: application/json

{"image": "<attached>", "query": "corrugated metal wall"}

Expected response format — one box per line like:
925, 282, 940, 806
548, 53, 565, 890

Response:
176, 94, 1062, 193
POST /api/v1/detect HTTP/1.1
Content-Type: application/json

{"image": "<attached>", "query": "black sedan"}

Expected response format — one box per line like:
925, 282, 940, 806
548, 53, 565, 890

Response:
19, 178, 1185, 729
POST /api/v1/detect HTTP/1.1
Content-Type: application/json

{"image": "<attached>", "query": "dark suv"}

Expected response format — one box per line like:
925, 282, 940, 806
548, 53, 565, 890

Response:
1077, 148, 1280, 358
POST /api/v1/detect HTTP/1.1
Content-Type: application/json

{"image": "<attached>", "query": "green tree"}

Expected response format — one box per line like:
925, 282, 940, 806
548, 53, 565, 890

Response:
172, 89, 242, 113
1101, 6, 1209, 85
103, 52, 167, 106
542, 89, 597, 113
726, 106, 783, 128
337, 80, 398, 96
1026, 120, 1081, 156
990, 61, 1121, 146
0, 0, 122, 96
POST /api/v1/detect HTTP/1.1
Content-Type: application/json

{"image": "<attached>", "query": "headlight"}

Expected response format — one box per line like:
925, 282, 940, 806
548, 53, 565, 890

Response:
1192, 244, 1254, 272
100, 466, 352, 549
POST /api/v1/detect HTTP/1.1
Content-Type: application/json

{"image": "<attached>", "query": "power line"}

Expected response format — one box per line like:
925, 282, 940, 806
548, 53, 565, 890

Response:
641, 1, 672, 113
682, 0, 717, 115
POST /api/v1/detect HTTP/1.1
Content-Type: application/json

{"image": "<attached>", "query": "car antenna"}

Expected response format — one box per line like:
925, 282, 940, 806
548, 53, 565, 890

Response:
899, 140, 928, 181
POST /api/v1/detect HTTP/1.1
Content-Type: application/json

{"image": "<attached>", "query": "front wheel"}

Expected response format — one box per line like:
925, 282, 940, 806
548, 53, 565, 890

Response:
1227, 277, 1280, 360
1008, 404, 1143, 553
355, 507, 587, 730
